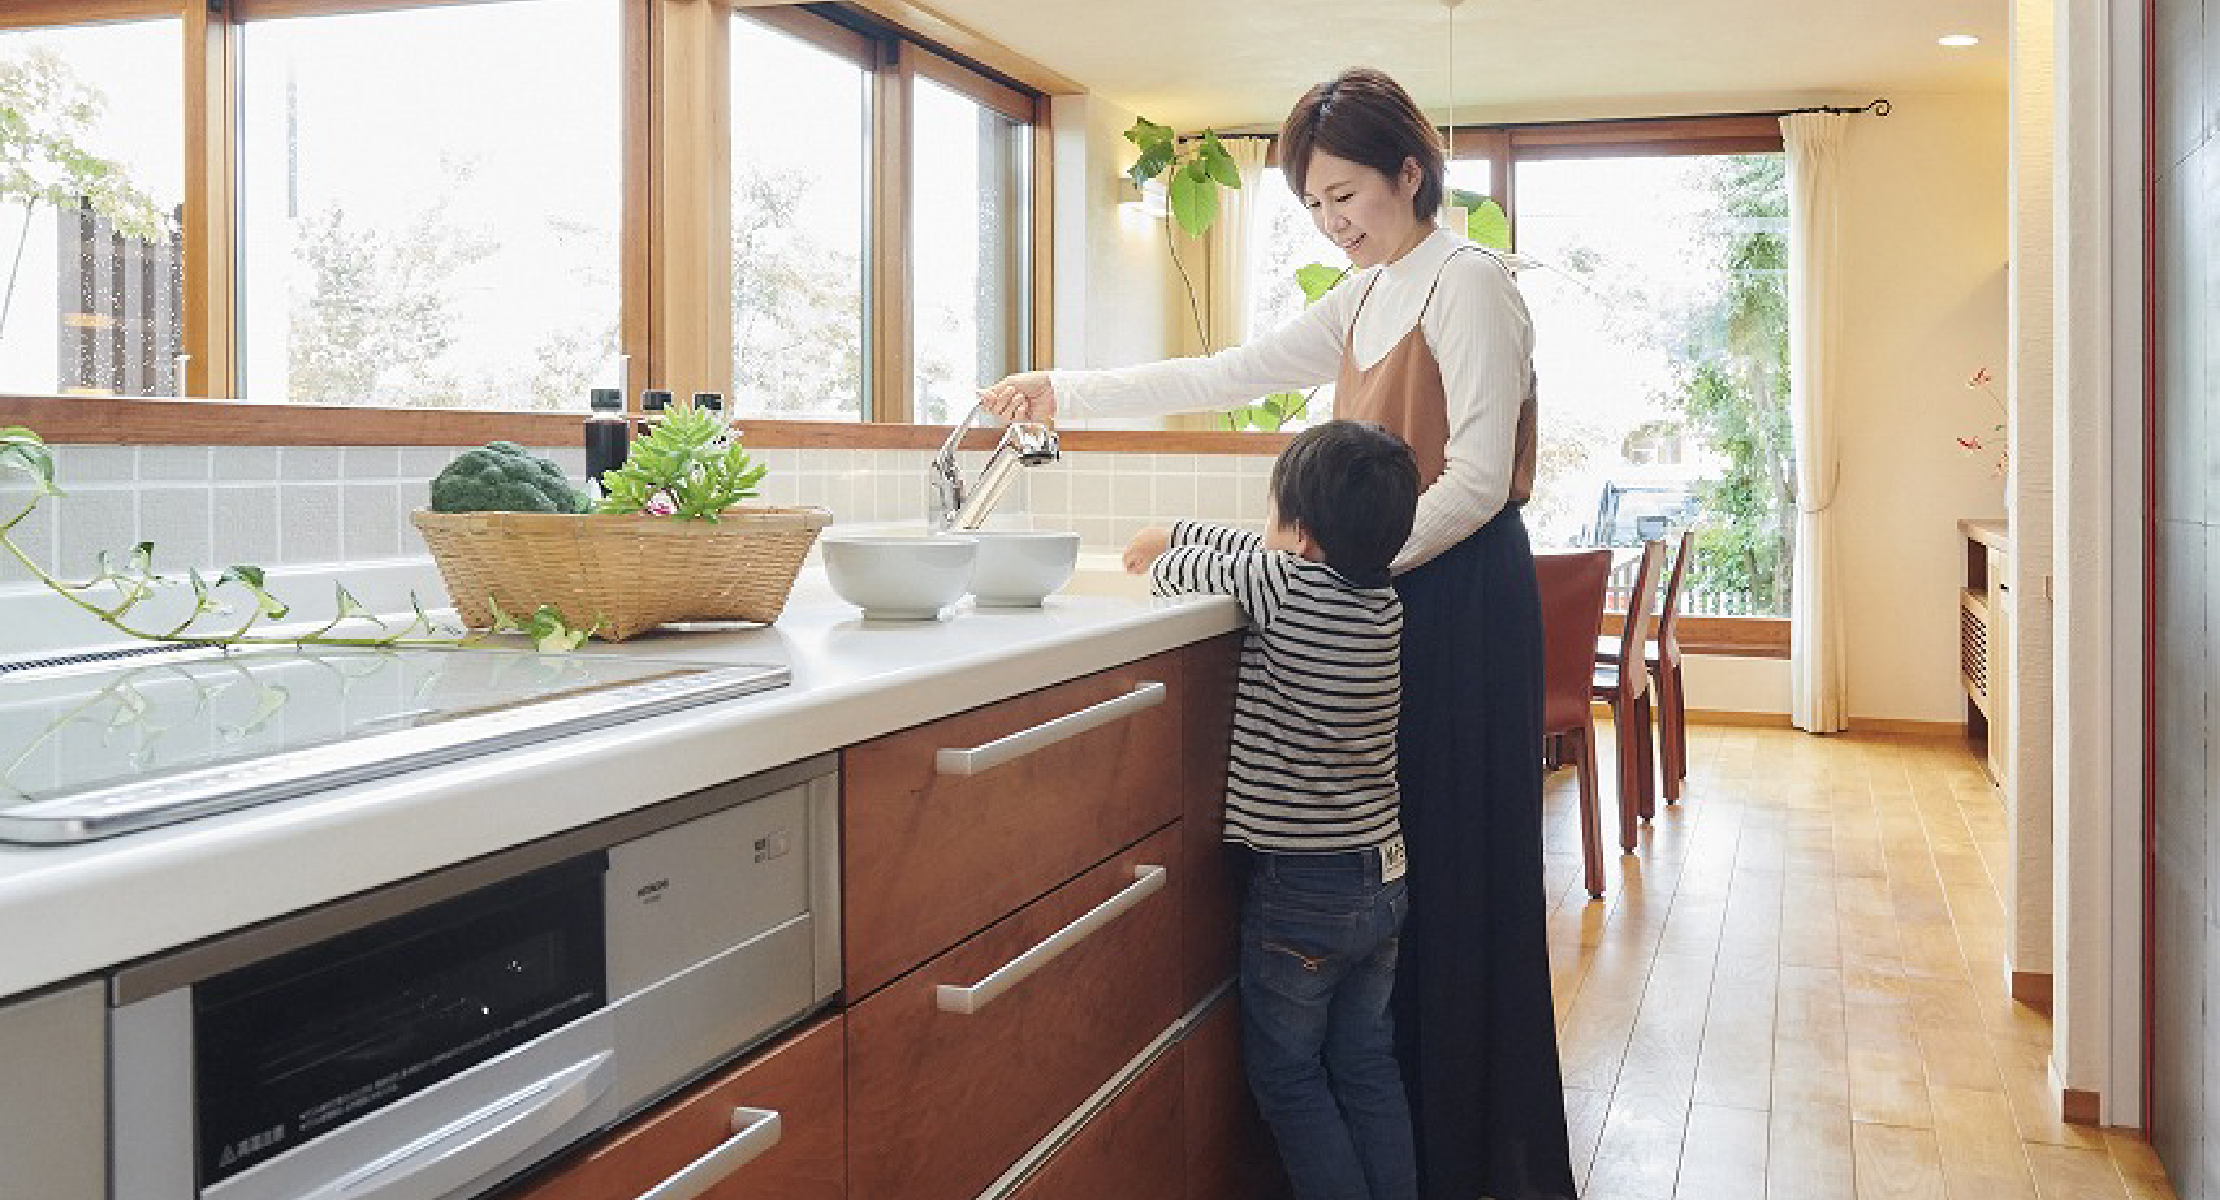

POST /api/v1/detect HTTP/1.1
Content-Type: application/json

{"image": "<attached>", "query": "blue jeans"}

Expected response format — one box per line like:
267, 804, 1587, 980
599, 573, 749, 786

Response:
1241, 848, 1417, 1200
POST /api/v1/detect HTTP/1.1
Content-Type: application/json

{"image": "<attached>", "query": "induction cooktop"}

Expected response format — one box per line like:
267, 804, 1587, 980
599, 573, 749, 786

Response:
0, 644, 789, 845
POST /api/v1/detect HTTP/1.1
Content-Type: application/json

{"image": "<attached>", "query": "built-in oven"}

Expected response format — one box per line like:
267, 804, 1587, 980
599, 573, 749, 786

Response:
108, 754, 840, 1200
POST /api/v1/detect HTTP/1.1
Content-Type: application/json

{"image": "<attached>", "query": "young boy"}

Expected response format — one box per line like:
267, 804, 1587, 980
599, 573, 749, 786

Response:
1125, 419, 1421, 1200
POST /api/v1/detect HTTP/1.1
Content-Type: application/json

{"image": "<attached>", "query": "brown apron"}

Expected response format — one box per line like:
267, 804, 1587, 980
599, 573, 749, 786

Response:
1335, 249, 1535, 503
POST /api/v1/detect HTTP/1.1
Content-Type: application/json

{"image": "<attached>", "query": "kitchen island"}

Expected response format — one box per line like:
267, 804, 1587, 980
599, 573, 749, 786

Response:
0, 563, 1277, 1200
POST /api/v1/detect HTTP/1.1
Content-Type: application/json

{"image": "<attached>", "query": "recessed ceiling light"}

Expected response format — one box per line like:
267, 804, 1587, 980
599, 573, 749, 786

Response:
1938, 33, 1980, 47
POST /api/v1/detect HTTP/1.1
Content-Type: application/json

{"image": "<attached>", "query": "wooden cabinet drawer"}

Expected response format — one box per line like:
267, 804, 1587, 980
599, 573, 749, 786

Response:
1184, 990, 1289, 1200
1008, 1038, 1186, 1200
507, 1015, 844, 1200
847, 823, 1185, 1200
843, 651, 1185, 996
1178, 633, 1243, 1007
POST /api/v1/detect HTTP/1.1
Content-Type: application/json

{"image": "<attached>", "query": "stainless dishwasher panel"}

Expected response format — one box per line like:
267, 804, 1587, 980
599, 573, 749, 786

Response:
0, 980, 105, 1200
606, 776, 814, 998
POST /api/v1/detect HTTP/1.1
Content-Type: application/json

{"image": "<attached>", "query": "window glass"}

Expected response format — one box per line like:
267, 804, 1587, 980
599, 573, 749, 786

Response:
1243, 166, 1343, 429
910, 75, 1025, 426
729, 16, 867, 420
1514, 153, 1792, 615
0, 20, 184, 398
237, 0, 621, 409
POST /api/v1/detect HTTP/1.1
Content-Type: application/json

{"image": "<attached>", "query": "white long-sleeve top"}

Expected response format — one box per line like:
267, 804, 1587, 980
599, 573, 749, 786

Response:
1051, 227, 1535, 573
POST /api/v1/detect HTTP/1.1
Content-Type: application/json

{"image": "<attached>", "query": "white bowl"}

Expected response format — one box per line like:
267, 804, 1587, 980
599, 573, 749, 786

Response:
821, 534, 978, 620
966, 530, 1081, 607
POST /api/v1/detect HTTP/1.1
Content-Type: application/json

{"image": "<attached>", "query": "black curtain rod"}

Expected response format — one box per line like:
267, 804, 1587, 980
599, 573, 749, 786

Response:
1469, 97, 1892, 131
1226, 96, 1893, 139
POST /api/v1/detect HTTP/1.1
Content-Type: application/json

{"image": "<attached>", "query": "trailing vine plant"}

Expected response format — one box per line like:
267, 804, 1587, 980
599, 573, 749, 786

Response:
0, 427, 592, 653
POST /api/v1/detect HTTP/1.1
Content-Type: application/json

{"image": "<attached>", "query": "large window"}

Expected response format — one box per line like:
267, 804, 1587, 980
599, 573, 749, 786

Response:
2, 1, 1039, 432
0, 19, 184, 398
237, 0, 622, 410
909, 73, 1027, 426
729, 15, 867, 420
1516, 153, 1791, 616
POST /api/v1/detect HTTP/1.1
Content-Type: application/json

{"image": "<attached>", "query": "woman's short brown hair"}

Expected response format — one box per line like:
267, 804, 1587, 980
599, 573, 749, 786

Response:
1278, 67, 1445, 222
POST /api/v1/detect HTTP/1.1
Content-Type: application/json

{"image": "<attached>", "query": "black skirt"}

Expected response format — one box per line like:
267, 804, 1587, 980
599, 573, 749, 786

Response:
1392, 506, 1579, 1200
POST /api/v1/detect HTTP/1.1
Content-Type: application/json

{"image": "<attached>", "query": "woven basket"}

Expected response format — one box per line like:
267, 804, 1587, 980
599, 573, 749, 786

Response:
411, 506, 833, 641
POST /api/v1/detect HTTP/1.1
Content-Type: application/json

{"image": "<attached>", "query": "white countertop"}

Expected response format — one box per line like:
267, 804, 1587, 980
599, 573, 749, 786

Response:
0, 566, 1239, 999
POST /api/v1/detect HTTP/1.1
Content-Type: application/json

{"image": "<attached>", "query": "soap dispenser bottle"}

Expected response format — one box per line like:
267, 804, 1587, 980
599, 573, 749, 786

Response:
585, 388, 629, 498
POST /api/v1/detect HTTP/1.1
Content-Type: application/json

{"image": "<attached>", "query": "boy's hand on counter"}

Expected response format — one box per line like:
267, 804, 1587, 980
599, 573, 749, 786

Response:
1123, 526, 1172, 574
978, 372, 1057, 424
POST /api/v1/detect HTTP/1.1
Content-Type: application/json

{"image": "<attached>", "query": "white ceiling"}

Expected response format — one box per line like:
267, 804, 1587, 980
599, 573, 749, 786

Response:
923, 0, 2012, 131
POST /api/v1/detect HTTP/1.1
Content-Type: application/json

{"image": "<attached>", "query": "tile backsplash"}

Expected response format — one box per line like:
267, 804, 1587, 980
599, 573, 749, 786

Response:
1, 443, 1278, 584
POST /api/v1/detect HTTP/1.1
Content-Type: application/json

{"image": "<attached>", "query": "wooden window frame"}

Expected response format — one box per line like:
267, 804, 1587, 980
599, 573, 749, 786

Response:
0, 0, 1058, 435
1485, 115, 1787, 655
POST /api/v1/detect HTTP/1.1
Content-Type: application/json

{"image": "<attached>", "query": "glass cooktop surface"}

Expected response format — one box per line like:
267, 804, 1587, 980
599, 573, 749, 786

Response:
0, 645, 789, 844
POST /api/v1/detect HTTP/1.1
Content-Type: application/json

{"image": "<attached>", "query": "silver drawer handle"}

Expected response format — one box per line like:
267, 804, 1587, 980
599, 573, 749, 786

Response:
936, 864, 1166, 1015
318, 1050, 611, 1200
934, 681, 1165, 776
636, 1107, 783, 1200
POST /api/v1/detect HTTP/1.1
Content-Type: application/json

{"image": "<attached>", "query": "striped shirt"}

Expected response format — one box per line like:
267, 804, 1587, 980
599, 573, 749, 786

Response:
1149, 521, 1402, 854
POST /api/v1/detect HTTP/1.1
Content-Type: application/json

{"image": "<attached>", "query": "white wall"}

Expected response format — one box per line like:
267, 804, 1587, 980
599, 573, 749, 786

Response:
1833, 91, 2013, 723
1048, 93, 1184, 420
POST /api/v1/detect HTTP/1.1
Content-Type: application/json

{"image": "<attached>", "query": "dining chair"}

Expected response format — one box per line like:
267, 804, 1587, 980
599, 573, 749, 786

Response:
1593, 539, 1664, 854
1597, 529, 1694, 809
1535, 549, 1614, 899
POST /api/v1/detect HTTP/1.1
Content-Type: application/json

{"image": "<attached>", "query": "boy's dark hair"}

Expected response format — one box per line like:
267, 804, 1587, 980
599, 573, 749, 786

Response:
1277, 67, 1446, 223
1270, 420, 1419, 588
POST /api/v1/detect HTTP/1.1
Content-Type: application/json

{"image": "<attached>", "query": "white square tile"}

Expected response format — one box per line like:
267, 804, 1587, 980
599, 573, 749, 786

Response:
343, 446, 401, 480
214, 446, 280, 482
1152, 474, 1199, 521
1027, 468, 1071, 518
1196, 474, 1242, 523
281, 447, 344, 481
1075, 516, 1117, 551
140, 446, 210, 481
56, 445, 134, 485
400, 447, 454, 478
281, 484, 343, 563
0, 502, 55, 586
1110, 475, 1154, 521
1069, 472, 1114, 521
1237, 482, 1270, 525
55, 489, 136, 580
137, 487, 213, 573
798, 474, 831, 509
343, 484, 403, 559
211, 492, 281, 569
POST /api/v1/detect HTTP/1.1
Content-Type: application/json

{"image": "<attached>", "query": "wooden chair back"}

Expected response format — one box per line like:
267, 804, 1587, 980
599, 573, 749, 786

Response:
1613, 540, 1666, 702
1536, 550, 1614, 735
1654, 530, 1695, 660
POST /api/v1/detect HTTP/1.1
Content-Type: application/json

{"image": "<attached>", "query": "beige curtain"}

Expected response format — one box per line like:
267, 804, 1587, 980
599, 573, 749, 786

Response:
1164, 136, 1272, 431
1781, 112, 1848, 733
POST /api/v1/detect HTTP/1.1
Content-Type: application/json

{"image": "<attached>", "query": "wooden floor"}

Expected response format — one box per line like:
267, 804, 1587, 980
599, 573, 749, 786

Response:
1543, 722, 2178, 1200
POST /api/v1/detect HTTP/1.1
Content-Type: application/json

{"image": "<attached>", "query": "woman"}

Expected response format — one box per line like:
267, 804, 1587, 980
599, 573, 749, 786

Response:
980, 68, 1577, 1200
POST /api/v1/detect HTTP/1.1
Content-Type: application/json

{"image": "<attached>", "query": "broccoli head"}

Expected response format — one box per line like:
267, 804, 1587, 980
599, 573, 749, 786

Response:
429, 441, 589, 514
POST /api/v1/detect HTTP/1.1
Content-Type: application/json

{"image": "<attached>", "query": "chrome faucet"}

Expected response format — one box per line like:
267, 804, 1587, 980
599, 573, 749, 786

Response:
930, 400, 1060, 532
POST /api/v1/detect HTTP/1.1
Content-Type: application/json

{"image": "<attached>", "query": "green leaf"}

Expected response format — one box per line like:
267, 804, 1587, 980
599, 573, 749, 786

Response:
1167, 167, 1218, 238
1464, 196, 1512, 250
1294, 264, 1346, 304
1123, 117, 1175, 155
332, 583, 369, 620
1126, 143, 1174, 188
0, 427, 58, 496
1199, 131, 1242, 188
